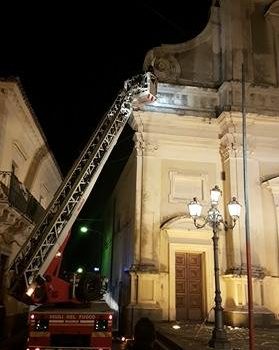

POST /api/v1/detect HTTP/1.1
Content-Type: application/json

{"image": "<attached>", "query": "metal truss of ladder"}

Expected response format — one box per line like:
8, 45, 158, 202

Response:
9, 72, 157, 299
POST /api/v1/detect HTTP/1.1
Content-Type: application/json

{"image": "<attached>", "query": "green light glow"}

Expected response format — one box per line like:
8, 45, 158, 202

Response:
80, 226, 88, 233
77, 267, 83, 273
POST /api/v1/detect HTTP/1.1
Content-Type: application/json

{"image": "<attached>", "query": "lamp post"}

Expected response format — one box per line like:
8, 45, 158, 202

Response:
188, 185, 241, 349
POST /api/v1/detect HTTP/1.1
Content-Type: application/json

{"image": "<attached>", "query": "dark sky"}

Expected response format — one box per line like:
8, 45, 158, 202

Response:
1, 1, 212, 270
1, 1, 211, 174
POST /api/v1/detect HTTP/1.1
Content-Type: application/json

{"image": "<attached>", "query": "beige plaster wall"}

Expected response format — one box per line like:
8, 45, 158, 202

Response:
261, 184, 278, 276
0, 82, 62, 205
263, 277, 279, 318
102, 153, 137, 306
111, 85, 279, 324
130, 110, 279, 320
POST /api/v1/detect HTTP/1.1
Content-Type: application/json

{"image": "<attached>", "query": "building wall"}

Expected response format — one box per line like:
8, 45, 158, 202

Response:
102, 152, 137, 332
145, 0, 279, 89
0, 81, 61, 204
128, 111, 225, 323
110, 110, 279, 329
0, 80, 62, 337
106, 0, 279, 331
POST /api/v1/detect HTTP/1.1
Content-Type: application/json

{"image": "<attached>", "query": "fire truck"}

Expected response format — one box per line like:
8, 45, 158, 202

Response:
7, 71, 157, 350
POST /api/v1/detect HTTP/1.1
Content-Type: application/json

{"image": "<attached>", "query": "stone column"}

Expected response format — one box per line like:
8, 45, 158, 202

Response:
220, 131, 244, 270
219, 115, 266, 273
264, 177, 279, 275
133, 132, 161, 269
127, 130, 162, 328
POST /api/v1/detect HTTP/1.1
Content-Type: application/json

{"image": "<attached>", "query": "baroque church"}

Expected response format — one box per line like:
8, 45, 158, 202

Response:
102, 0, 279, 332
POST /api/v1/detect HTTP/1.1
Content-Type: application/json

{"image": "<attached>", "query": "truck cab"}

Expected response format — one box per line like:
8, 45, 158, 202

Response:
27, 301, 113, 350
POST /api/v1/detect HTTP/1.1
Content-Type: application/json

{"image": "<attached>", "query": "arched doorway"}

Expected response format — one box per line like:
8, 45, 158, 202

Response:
160, 215, 214, 322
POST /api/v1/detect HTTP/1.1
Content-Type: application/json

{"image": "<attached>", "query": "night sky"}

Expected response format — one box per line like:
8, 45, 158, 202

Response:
1, 1, 212, 271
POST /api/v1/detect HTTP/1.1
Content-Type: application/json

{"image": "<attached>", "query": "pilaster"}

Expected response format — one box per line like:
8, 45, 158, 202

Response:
133, 131, 161, 269
264, 177, 279, 275
219, 113, 266, 272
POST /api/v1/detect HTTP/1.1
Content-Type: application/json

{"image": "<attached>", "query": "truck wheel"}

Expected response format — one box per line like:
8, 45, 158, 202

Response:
33, 285, 47, 303
76, 272, 101, 301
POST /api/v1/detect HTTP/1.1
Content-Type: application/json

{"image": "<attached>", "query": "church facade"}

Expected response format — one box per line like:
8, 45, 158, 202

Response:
102, 0, 279, 331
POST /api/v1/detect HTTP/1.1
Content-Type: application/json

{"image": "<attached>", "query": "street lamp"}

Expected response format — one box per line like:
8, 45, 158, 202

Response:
188, 185, 241, 349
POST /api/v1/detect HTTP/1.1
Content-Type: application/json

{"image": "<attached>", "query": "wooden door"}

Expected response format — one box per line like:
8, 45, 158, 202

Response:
175, 252, 203, 321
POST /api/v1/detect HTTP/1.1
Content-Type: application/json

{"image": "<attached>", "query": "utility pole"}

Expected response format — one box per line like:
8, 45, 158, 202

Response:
242, 63, 255, 350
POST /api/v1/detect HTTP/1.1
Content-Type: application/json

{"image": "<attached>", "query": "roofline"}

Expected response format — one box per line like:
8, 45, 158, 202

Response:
0, 76, 63, 179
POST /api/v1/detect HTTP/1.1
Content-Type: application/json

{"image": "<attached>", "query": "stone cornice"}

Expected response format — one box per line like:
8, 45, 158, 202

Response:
218, 111, 279, 129
226, 264, 267, 279
141, 82, 218, 117
139, 80, 279, 118
218, 81, 279, 116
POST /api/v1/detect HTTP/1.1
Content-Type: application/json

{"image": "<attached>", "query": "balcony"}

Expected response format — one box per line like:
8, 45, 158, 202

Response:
0, 171, 44, 224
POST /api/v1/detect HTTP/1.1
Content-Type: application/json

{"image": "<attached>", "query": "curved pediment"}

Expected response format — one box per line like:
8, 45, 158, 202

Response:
143, 3, 220, 87
144, 0, 279, 92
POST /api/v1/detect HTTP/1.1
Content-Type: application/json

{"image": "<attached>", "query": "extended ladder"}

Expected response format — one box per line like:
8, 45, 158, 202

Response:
9, 72, 157, 301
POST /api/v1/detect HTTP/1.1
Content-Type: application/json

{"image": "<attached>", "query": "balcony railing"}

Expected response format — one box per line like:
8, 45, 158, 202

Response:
0, 171, 44, 224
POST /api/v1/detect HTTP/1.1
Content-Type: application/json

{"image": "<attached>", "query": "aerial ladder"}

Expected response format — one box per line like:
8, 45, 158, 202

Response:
8, 72, 157, 303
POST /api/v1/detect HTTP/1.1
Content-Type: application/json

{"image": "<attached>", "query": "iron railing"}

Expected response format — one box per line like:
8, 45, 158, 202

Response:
0, 171, 44, 224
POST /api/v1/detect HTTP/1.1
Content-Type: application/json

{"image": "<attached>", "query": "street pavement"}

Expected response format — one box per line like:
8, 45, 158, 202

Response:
0, 332, 126, 350
155, 321, 279, 349
1, 322, 279, 350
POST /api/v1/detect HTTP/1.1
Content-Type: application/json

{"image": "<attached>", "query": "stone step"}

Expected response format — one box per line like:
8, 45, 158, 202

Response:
225, 307, 277, 328
156, 331, 184, 350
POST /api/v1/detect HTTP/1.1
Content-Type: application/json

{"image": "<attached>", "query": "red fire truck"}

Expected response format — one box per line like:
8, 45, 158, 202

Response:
8, 71, 157, 350
25, 233, 113, 350
27, 301, 113, 350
